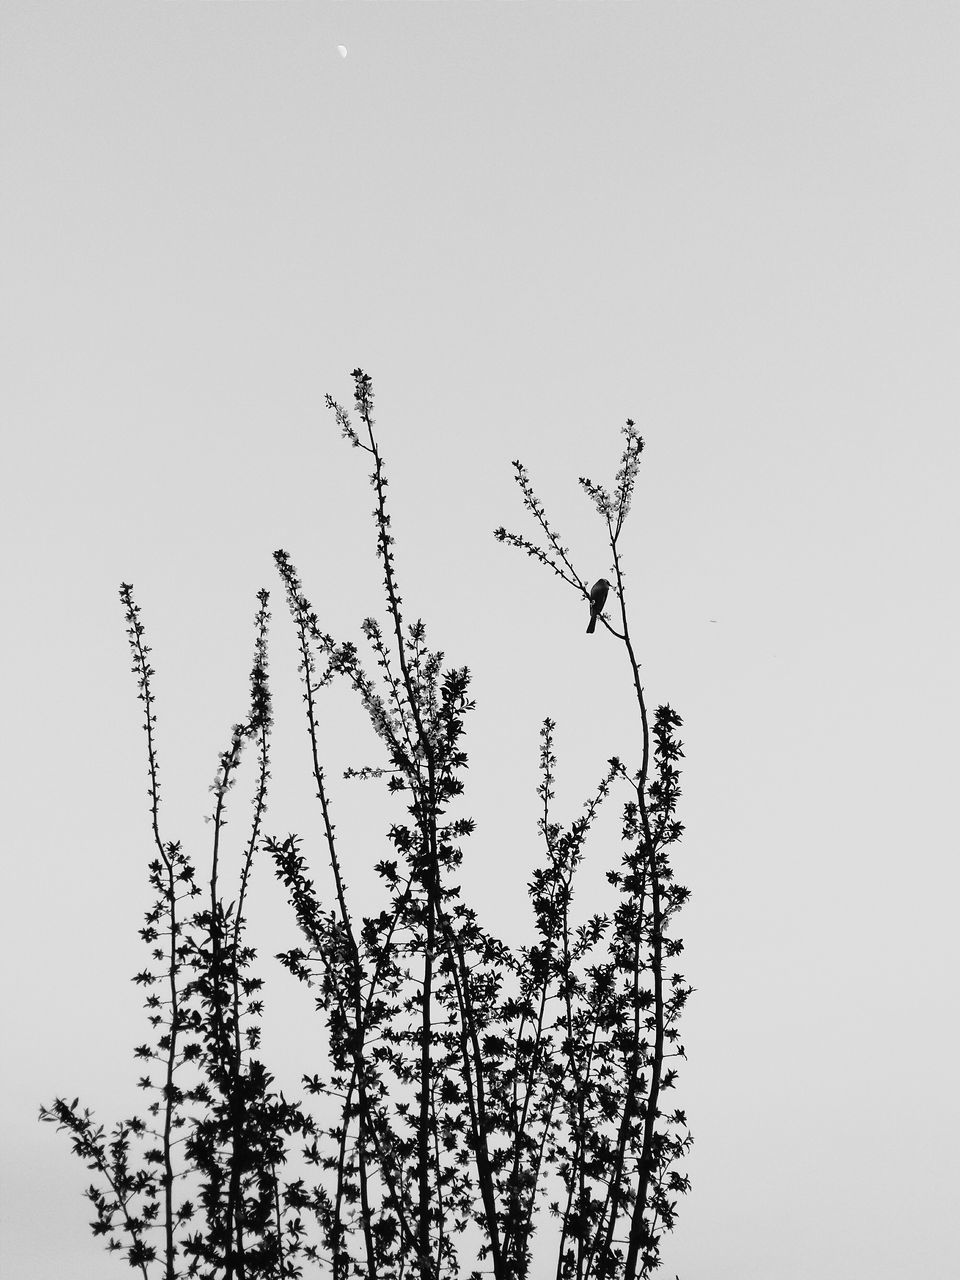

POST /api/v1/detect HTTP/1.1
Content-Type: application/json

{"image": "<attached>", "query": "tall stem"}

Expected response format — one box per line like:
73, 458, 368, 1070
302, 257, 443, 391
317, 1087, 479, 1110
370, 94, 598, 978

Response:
608, 551, 664, 1280
121, 586, 180, 1279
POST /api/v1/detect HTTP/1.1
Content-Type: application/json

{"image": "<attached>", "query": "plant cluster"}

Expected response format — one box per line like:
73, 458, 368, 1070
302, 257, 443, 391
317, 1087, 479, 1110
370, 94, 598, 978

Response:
43, 370, 692, 1280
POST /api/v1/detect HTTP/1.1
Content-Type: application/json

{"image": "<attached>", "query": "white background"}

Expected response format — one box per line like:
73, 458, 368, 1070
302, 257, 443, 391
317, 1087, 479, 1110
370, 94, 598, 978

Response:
2, 2, 958, 1277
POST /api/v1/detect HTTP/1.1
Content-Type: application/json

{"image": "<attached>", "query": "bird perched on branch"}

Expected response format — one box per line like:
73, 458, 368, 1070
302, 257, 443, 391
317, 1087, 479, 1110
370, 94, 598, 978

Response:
586, 579, 613, 634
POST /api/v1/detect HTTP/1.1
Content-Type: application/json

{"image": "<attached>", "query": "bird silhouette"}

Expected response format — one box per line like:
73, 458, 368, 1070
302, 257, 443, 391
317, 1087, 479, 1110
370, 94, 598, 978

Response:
586, 579, 613, 634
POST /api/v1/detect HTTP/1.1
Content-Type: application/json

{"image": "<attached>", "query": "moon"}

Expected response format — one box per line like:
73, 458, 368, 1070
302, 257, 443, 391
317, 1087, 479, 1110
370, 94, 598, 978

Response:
336, 45, 348, 59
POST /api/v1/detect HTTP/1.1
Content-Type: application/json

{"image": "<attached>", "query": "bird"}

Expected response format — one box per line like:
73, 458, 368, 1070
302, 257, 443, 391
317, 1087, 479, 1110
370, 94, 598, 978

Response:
586, 579, 613, 634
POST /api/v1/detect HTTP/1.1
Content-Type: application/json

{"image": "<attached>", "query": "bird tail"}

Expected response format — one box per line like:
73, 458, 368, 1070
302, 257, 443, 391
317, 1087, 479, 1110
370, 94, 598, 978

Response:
586, 614, 597, 634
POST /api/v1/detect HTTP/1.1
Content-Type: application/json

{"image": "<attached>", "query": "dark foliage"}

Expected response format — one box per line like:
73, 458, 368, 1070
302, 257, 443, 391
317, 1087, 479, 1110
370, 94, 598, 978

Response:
43, 372, 691, 1280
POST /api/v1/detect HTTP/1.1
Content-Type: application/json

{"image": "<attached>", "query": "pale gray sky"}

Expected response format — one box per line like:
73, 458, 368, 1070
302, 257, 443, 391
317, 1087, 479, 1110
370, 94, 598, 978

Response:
2, 3, 958, 1277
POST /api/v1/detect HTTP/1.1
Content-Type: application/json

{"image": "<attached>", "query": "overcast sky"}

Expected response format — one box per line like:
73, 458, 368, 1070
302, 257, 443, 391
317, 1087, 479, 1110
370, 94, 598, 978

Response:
2, 2, 958, 1277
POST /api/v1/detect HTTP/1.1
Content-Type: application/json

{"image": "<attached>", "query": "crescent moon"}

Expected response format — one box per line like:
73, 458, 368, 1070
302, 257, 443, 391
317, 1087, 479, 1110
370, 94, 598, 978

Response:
337, 45, 348, 59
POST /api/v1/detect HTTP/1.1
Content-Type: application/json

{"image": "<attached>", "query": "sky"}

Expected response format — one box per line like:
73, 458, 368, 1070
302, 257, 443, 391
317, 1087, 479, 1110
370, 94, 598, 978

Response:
2, 1, 958, 1277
